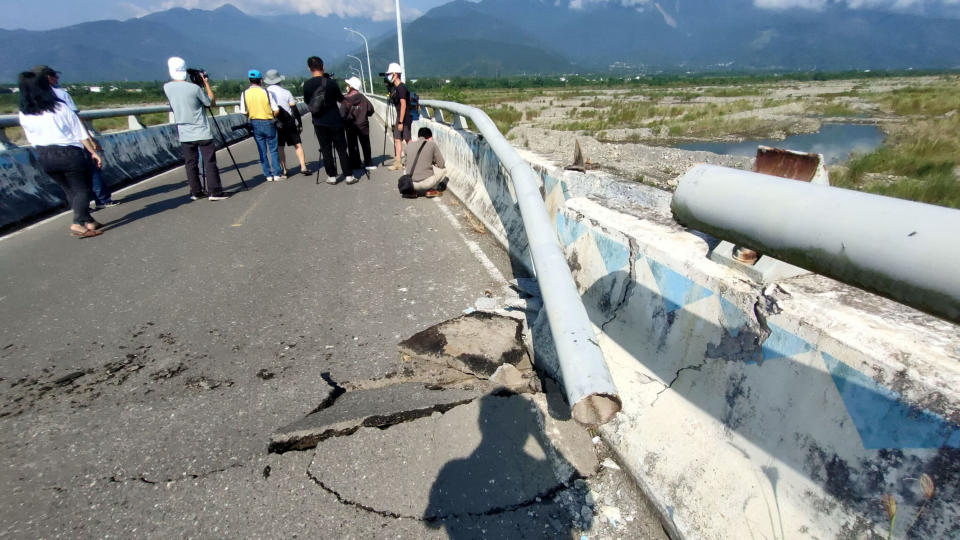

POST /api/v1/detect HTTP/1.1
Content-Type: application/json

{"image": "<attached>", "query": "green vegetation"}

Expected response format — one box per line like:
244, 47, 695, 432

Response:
834, 115, 960, 208
485, 104, 523, 134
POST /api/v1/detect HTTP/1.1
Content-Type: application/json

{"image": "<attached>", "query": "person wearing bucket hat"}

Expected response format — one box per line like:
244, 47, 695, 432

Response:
340, 76, 375, 173
264, 69, 311, 176
240, 69, 283, 181
385, 62, 412, 171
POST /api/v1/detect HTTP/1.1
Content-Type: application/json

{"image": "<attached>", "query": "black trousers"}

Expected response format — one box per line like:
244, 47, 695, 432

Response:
313, 124, 350, 177
36, 145, 95, 226
181, 140, 223, 197
345, 125, 373, 169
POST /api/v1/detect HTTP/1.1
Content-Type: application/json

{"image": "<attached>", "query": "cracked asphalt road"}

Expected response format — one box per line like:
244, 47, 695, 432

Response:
0, 121, 666, 538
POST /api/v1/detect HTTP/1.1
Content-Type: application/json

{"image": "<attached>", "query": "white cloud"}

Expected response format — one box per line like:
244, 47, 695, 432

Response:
566, 0, 959, 10
153, 0, 421, 21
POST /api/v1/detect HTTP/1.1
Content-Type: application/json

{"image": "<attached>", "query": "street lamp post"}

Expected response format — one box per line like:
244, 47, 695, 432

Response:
346, 54, 366, 93
344, 27, 374, 94
395, 0, 406, 82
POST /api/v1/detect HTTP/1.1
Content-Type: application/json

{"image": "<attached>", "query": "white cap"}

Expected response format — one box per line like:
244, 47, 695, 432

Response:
167, 57, 187, 81
386, 62, 402, 75
345, 77, 363, 91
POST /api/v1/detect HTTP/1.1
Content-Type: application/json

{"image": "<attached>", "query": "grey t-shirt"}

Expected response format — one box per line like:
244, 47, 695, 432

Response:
163, 80, 213, 142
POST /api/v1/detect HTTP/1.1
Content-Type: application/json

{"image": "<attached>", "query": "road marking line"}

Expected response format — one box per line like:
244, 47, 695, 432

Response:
232, 189, 269, 227
434, 198, 511, 291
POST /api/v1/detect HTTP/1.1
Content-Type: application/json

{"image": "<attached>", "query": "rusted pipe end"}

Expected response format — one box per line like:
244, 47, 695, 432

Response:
572, 393, 622, 426
732, 245, 760, 265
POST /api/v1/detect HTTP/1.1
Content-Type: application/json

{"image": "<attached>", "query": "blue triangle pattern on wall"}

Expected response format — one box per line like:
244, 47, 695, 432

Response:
647, 259, 713, 314
761, 323, 815, 363
556, 213, 588, 247
592, 232, 631, 273
822, 352, 960, 450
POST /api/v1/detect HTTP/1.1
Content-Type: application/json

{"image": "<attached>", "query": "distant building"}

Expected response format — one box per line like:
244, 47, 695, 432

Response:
88, 86, 102, 93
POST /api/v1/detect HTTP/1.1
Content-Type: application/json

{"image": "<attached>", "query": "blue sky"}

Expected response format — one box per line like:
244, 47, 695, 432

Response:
2, 0, 958, 30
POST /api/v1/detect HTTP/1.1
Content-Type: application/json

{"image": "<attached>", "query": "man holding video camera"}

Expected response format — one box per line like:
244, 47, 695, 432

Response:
162, 57, 227, 201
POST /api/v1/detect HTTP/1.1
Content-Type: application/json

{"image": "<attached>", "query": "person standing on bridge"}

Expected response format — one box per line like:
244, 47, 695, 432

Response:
17, 71, 104, 237
340, 76, 376, 173
35, 65, 119, 210
240, 70, 283, 181
163, 57, 228, 201
263, 69, 311, 177
303, 56, 354, 185
386, 63, 412, 171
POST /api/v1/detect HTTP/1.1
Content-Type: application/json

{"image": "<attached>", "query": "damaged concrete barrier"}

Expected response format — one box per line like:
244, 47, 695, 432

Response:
389, 105, 960, 539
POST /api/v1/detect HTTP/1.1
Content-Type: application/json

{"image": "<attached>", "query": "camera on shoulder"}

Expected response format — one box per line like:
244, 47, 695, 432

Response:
186, 68, 208, 86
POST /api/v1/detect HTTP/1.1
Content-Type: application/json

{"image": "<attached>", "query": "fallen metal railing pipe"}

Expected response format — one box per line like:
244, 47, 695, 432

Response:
672, 164, 960, 323
403, 97, 621, 425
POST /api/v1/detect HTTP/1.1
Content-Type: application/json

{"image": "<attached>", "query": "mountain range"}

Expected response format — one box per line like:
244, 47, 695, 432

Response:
3, 1, 960, 83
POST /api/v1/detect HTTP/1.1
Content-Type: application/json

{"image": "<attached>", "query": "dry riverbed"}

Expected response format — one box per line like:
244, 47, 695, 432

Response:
439, 75, 960, 204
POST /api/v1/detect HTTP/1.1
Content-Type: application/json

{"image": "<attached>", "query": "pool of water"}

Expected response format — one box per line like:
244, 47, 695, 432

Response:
676, 123, 885, 165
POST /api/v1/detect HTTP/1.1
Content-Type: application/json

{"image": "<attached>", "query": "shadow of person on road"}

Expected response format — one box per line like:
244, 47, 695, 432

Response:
424, 392, 591, 538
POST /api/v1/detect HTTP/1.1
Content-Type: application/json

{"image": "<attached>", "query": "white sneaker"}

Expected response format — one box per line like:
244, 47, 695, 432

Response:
346, 175, 359, 185
208, 194, 229, 201
275, 174, 287, 180
366, 165, 377, 171
326, 176, 338, 185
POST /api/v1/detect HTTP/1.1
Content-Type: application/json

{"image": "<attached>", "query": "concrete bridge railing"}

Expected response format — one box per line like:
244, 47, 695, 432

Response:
370, 95, 622, 426
369, 94, 960, 540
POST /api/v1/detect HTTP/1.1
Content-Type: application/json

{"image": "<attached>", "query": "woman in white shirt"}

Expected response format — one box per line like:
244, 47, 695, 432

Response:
18, 71, 104, 238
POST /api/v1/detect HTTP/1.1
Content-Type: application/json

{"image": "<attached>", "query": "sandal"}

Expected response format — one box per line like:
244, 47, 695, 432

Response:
72, 228, 102, 238
85, 221, 103, 231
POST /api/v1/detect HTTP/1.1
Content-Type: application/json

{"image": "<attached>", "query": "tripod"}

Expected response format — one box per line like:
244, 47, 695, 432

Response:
382, 101, 394, 164
205, 106, 248, 190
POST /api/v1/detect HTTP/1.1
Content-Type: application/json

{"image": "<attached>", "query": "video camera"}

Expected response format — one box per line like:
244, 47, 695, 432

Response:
186, 68, 208, 87
378, 72, 394, 93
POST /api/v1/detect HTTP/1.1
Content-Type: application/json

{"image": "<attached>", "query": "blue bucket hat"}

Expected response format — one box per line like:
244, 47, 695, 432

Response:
247, 69, 262, 79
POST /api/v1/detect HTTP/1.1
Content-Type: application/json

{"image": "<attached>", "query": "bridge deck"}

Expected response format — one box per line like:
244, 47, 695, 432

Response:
0, 121, 530, 535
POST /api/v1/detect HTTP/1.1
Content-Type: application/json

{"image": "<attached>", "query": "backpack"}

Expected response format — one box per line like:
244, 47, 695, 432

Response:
307, 77, 330, 115
410, 91, 420, 121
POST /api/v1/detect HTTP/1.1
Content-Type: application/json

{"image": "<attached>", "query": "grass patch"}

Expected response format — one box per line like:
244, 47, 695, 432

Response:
833, 116, 960, 208
484, 104, 523, 134
874, 81, 960, 116
816, 101, 860, 116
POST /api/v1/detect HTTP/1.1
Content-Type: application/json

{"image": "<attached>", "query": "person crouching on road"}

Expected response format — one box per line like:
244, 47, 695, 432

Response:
399, 128, 446, 199
340, 76, 376, 174
264, 69, 311, 177
17, 71, 105, 237
240, 69, 283, 181
162, 57, 228, 201
386, 63, 412, 171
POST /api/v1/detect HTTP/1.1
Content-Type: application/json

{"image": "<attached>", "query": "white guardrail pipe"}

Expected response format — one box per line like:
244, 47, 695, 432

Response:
672, 164, 960, 323
416, 98, 621, 425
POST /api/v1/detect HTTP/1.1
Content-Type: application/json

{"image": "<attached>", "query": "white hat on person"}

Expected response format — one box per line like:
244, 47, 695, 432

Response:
345, 76, 363, 91
168, 57, 187, 81
386, 62, 402, 74
263, 69, 285, 85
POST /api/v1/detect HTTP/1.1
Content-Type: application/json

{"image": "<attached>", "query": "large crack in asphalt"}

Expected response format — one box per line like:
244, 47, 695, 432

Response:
268, 396, 478, 454
306, 461, 586, 522
106, 463, 246, 486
